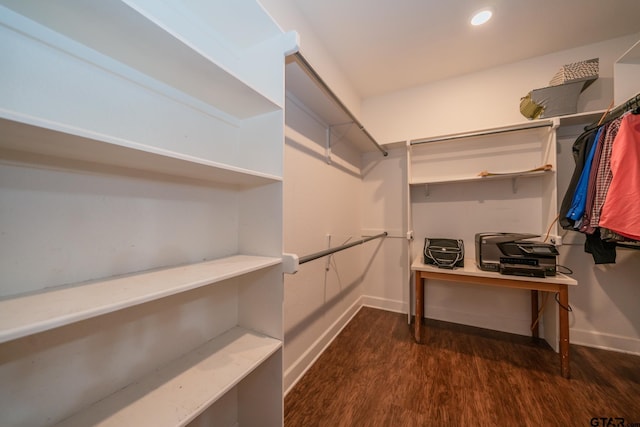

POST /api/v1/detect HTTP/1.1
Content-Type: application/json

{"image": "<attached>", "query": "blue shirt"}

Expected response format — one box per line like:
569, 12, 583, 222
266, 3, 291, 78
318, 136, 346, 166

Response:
566, 126, 603, 222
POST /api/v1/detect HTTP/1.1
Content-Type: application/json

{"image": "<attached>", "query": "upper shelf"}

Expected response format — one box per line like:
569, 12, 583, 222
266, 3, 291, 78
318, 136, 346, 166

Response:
0, 255, 282, 344
0, 0, 295, 119
410, 111, 609, 147
285, 52, 387, 156
0, 1, 296, 183
410, 120, 557, 146
0, 116, 282, 188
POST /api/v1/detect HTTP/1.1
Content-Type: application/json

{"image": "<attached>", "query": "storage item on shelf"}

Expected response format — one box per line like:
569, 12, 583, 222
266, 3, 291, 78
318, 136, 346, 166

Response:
520, 58, 599, 119
423, 238, 465, 269
549, 58, 599, 86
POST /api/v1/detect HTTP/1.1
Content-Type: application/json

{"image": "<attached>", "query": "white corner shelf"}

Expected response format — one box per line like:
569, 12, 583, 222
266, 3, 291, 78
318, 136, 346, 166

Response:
54, 327, 281, 427
0, 255, 281, 344
0, 115, 282, 188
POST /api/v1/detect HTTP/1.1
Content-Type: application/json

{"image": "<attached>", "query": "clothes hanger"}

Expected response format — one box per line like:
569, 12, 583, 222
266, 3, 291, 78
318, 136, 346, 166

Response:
596, 100, 615, 126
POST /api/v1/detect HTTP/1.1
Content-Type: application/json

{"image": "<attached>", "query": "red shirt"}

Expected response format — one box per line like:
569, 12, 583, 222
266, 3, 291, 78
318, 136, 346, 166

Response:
599, 113, 640, 240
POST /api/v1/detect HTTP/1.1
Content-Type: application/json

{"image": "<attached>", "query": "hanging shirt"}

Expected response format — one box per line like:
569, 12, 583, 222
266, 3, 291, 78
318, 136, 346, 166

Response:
559, 129, 598, 229
566, 127, 604, 222
599, 113, 640, 240
587, 117, 622, 232
579, 122, 609, 233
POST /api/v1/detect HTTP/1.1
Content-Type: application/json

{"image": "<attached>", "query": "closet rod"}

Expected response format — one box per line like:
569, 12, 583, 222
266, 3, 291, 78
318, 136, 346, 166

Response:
410, 121, 554, 145
298, 232, 388, 265
289, 52, 388, 157
585, 92, 640, 131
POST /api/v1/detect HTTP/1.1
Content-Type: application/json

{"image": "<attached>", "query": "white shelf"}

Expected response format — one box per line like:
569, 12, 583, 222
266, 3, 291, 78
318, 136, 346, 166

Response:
557, 110, 606, 127
55, 327, 282, 427
0, 0, 283, 119
410, 169, 553, 186
410, 120, 555, 145
0, 1, 287, 424
0, 255, 282, 344
285, 53, 385, 154
0, 115, 282, 188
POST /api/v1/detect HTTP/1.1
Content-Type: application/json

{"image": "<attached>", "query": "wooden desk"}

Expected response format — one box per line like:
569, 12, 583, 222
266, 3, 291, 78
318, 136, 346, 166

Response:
411, 257, 577, 378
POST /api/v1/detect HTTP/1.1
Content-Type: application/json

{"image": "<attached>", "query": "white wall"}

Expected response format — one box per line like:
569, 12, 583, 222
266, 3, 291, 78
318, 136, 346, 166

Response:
362, 33, 640, 143
360, 147, 410, 313
0, 162, 241, 296
282, 97, 368, 391
361, 33, 640, 354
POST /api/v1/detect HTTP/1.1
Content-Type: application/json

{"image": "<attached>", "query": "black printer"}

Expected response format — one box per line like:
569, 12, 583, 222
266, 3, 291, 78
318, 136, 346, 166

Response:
475, 232, 559, 277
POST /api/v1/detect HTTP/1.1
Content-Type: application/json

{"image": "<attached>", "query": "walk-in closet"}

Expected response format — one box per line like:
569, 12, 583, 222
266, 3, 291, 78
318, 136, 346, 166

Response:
1, 1, 639, 426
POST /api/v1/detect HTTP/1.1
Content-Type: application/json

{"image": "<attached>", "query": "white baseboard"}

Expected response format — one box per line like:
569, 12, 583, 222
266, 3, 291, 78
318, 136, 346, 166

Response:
283, 297, 364, 396
570, 328, 640, 355
361, 295, 406, 314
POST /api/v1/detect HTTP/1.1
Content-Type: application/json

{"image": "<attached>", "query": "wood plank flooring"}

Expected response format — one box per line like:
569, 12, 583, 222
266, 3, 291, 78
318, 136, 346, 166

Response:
285, 307, 640, 426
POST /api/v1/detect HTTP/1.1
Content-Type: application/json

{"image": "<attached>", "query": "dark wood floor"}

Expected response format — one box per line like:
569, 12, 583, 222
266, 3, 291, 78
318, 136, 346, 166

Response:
285, 307, 640, 427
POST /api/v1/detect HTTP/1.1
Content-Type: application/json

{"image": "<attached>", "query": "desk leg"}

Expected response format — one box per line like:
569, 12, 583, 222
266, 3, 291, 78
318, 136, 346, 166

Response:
414, 272, 423, 344
558, 286, 570, 379
530, 290, 539, 338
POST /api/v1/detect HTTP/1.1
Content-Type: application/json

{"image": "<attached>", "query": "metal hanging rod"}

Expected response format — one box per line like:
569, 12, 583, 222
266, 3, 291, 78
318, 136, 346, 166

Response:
410, 121, 555, 145
289, 52, 388, 157
585, 92, 640, 131
298, 232, 388, 265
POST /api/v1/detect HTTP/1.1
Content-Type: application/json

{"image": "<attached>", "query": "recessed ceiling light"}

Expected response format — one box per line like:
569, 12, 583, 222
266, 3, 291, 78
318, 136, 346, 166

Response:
470, 8, 493, 26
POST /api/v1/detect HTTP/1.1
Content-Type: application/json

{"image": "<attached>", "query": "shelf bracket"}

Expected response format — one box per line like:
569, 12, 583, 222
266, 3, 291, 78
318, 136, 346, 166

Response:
325, 234, 332, 271
325, 122, 354, 164
325, 127, 332, 164
282, 253, 299, 274
424, 184, 430, 197
512, 176, 519, 193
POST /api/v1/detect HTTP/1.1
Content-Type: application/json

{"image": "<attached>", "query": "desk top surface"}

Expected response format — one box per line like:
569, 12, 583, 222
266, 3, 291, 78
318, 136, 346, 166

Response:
411, 257, 578, 286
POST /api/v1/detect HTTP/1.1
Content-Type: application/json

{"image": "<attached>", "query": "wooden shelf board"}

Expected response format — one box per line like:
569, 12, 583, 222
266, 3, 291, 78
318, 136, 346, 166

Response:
55, 327, 282, 427
0, 255, 282, 344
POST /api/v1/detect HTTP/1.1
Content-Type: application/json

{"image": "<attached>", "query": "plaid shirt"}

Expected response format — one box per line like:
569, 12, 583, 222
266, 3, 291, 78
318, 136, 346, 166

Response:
588, 117, 622, 231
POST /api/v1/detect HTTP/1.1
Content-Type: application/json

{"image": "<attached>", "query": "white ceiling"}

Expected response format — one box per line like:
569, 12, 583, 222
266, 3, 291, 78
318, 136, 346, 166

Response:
292, 0, 640, 98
